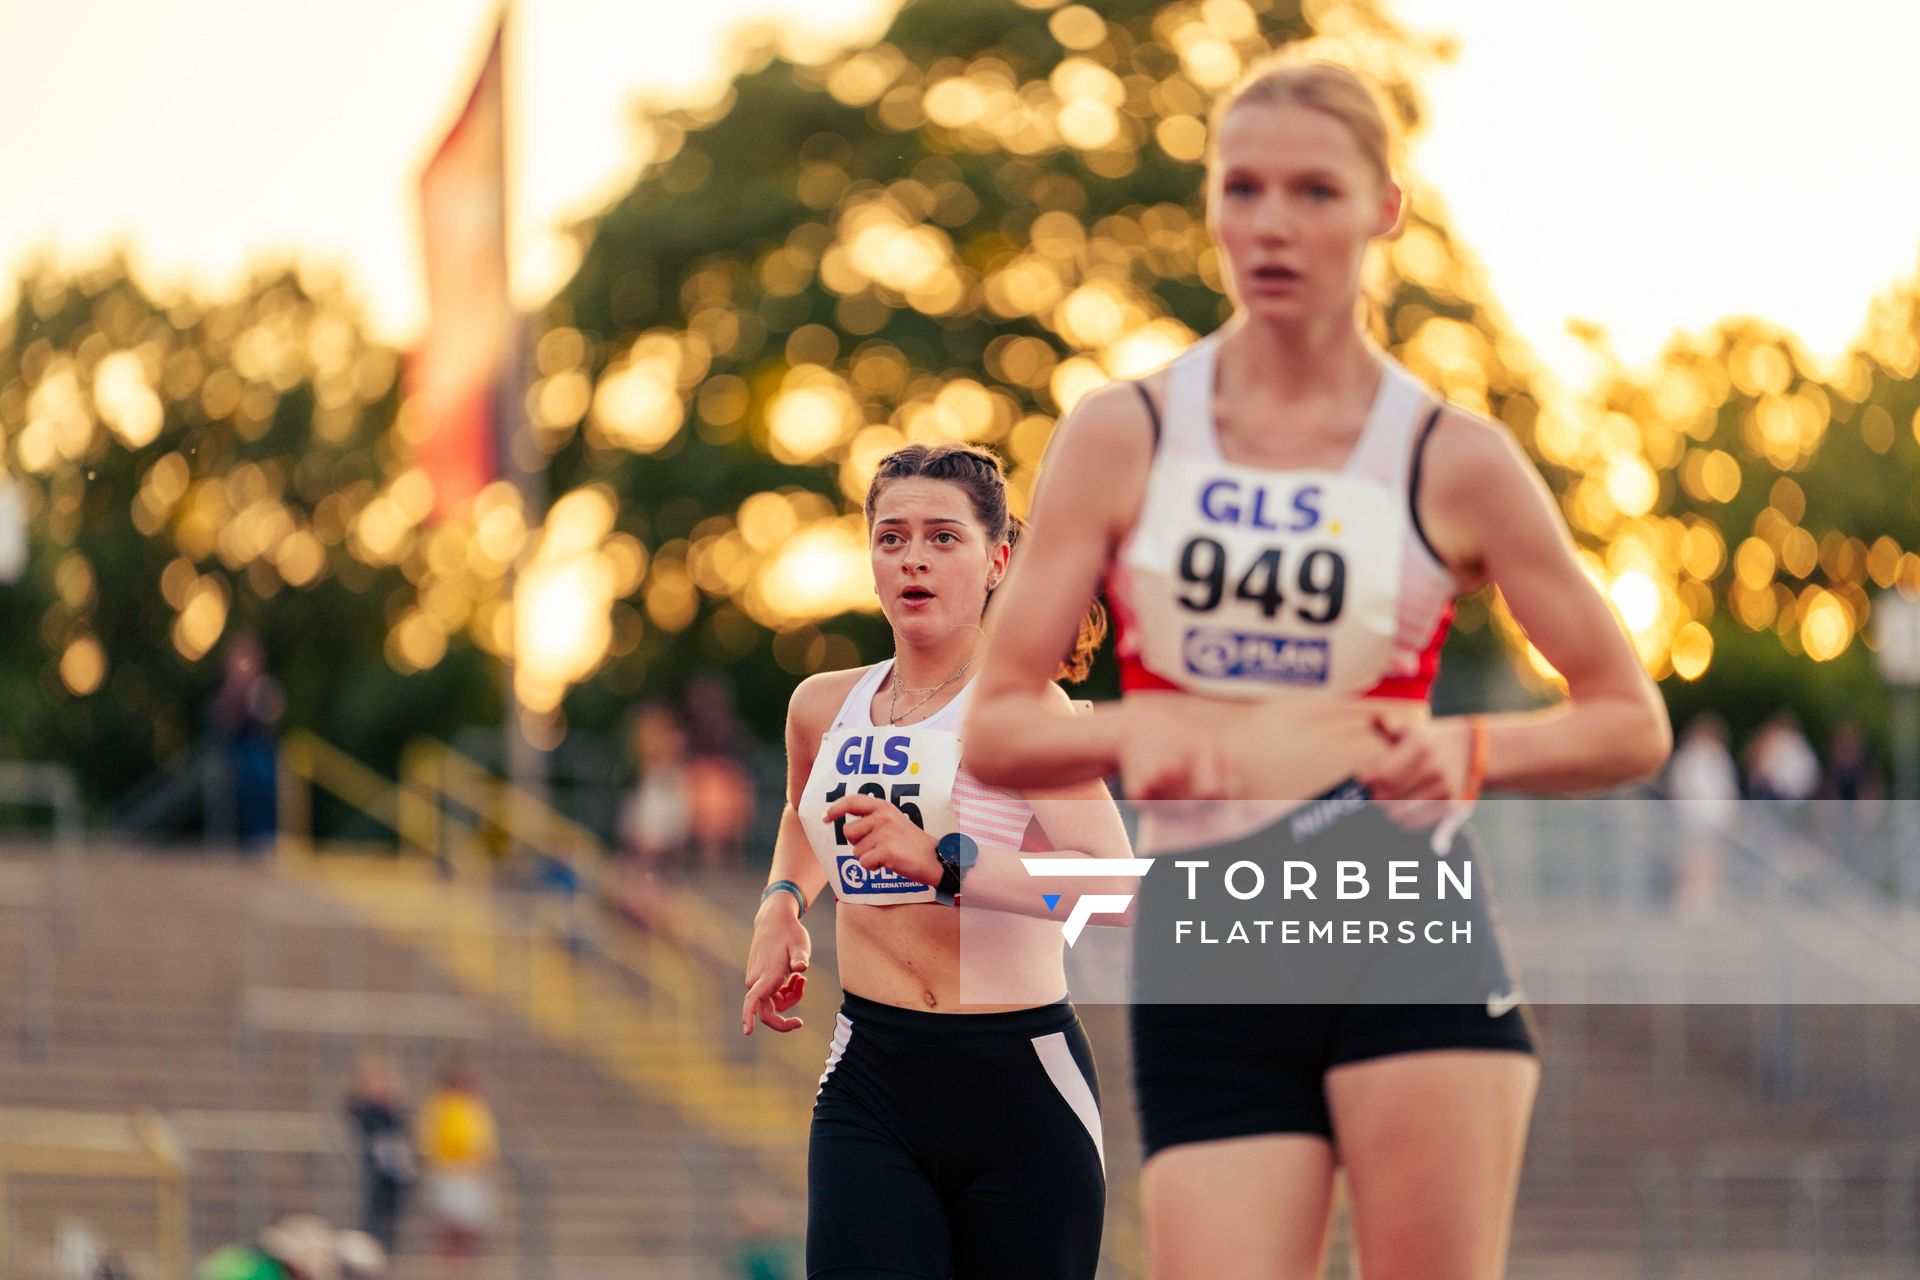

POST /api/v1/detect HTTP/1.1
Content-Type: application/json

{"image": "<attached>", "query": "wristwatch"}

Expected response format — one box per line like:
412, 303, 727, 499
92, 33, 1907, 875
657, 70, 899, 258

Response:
933, 832, 979, 907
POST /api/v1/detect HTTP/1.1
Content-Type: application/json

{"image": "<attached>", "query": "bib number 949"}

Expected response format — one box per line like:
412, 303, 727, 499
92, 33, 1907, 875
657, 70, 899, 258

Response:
1177, 536, 1346, 624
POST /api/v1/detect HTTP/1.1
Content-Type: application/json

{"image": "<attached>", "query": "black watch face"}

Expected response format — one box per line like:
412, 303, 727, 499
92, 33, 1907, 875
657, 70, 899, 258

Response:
940, 833, 978, 868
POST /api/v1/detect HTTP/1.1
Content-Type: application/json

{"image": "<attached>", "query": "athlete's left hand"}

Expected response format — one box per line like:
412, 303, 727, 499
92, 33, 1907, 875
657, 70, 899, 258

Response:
823, 792, 944, 887
1357, 714, 1472, 830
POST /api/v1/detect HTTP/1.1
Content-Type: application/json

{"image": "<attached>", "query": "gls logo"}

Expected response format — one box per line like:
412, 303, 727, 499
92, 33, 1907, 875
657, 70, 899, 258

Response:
1019, 858, 1155, 946
835, 734, 915, 777
1198, 480, 1323, 532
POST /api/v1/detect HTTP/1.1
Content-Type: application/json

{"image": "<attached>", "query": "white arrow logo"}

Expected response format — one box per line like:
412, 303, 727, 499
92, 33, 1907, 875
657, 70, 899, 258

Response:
1020, 858, 1154, 947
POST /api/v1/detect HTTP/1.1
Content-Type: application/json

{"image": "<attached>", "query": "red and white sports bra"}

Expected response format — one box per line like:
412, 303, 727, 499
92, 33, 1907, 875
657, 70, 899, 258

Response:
1105, 333, 1458, 703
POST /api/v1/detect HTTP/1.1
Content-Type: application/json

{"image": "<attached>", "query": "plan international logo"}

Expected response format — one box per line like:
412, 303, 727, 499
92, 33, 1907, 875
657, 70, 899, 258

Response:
1020, 858, 1154, 946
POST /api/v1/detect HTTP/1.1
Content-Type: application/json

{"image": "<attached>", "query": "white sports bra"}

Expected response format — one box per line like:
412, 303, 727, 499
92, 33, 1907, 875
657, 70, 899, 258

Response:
795, 662, 1036, 904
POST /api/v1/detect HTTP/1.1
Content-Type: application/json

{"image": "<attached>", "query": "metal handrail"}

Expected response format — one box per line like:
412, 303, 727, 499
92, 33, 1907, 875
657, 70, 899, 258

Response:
0, 1106, 190, 1280
0, 760, 82, 932
279, 731, 411, 853
399, 739, 808, 1071
281, 737, 825, 1114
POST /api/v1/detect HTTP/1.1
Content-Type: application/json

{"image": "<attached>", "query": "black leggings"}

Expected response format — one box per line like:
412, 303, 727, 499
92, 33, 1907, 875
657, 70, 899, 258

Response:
807, 992, 1106, 1279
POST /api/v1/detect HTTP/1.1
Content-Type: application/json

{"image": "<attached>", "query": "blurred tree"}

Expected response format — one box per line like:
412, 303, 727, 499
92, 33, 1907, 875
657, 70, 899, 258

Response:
4, 0, 1918, 813
1572, 300, 1920, 757
0, 263, 496, 813
544, 0, 1541, 743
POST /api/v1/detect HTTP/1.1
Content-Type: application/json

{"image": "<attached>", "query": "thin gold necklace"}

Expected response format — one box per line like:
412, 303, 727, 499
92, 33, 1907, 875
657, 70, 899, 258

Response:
887, 657, 975, 725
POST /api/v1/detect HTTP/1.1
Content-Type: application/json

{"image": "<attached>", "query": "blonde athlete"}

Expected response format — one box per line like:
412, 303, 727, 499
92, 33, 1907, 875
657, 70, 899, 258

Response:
967, 56, 1671, 1279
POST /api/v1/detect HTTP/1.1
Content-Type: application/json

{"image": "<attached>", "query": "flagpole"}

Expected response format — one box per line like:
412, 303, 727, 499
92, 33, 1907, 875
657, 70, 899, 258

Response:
499, 1, 549, 815
504, 323, 548, 810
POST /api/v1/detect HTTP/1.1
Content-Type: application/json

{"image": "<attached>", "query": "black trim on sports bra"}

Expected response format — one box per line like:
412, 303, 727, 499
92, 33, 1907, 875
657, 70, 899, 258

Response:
1408, 403, 1448, 569
1132, 382, 1162, 451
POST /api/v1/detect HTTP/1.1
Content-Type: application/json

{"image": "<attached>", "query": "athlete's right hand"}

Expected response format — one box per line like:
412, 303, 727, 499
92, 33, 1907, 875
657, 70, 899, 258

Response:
742, 896, 811, 1036
1118, 699, 1240, 802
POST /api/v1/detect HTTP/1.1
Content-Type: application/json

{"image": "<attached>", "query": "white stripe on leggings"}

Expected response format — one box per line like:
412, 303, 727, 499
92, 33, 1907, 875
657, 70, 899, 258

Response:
1031, 1031, 1105, 1173
817, 1012, 853, 1095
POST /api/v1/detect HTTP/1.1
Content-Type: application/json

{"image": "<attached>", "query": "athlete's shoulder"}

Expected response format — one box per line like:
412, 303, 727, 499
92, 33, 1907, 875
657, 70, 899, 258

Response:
787, 664, 873, 737
1413, 401, 1556, 576
1037, 680, 1080, 715
1420, 401, 1531, 485
1049, 378, 1159, 463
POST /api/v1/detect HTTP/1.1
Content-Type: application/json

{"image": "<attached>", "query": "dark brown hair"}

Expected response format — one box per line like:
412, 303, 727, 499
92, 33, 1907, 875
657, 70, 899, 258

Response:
864, 442, 1107, 683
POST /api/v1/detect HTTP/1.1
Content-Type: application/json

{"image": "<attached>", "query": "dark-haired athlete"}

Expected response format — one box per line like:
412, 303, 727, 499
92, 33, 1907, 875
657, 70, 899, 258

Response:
743, 443, 1140, 1279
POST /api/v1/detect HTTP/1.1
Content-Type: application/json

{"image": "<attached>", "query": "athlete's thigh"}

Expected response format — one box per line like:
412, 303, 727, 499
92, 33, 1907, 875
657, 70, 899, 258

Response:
946, 1137, 1105, 1280
1140, 1135, 1337, 1280
807, 1101, 950, 1278
946, 1021, 1108, 1279
1326, 1049, 1539, 1279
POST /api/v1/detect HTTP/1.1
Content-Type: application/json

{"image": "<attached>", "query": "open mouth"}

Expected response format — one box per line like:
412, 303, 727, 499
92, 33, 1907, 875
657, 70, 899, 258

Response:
900, 586, 936, 604
1252, 265, 1303, 284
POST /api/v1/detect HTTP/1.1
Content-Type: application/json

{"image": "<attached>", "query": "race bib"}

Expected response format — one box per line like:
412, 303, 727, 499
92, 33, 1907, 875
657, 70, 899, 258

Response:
1125, 460, 1402, 698
797, 726, 963, 904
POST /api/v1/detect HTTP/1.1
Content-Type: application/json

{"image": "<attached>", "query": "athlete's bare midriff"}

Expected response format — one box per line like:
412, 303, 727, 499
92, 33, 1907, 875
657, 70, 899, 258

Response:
835, 890, 1068, 1013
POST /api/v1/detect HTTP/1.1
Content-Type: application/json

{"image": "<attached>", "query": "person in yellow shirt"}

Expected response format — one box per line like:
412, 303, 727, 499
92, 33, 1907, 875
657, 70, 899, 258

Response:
416, 1061, 499, 1273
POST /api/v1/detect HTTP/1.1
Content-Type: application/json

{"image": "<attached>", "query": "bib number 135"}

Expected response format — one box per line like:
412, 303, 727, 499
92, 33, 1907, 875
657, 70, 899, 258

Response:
824, 782, 923, 847
1177, 536, 1346, 624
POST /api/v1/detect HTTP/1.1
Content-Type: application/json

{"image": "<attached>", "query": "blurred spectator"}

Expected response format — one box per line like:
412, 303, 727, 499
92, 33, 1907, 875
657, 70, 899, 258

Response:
730, 1187, 800, 1279
1743, 711, 1819, 805
55, 1221, 104, 1280
194, 1239, 282, 1280
345, 1051, 416, 1254
416, 1060, 499, 1274
1667, 714, 1740, 912
1820, 720, 1887, 880
334, 1232, 389, 1280
259, 1216, 342, 1280
684, 675, 757, 869
211, 632, 285, 852
617, 701, 693, 864
1820, 721, 1885, 802
614, 701, 693, 926
194, 1216, 384, 1280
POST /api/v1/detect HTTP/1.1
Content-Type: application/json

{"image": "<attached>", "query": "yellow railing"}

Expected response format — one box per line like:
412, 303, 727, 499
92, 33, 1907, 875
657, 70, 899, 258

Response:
395, 738, 822, 1084
278, 731, 824, 1102
0, 1107, 189, 1280
277, 730, 411, 860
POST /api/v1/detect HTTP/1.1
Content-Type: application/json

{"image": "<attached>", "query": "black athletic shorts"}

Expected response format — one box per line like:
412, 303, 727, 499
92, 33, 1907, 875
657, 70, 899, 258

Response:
1130, 1000, 1534, 1154
1128, 789, 1536, 1155
808, 991, 1106, 1279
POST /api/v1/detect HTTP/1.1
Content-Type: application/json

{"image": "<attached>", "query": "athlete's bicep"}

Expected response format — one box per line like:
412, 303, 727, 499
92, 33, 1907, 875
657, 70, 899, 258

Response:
979, 386, 1152, 694
1025, 777, 1134, 859
1021, 686, 1135, 857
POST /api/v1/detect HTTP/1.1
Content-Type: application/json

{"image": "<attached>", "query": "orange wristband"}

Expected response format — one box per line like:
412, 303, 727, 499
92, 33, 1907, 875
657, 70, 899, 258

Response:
1462, 715, 1489, 803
